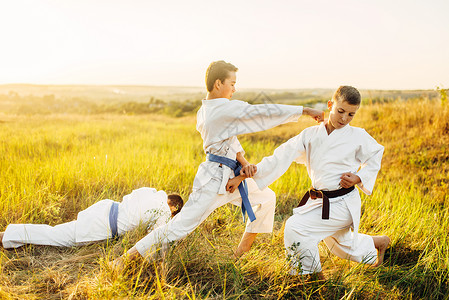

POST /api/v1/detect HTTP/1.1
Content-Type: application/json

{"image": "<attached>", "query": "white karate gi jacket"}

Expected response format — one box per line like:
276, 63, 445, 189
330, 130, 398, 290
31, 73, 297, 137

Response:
253, 123, 384, 239
77, 187, 171, 243
195, 98, 304, 193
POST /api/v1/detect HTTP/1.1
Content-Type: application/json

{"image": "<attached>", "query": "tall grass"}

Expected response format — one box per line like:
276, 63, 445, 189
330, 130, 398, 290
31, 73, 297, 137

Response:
0, 98, 448, 299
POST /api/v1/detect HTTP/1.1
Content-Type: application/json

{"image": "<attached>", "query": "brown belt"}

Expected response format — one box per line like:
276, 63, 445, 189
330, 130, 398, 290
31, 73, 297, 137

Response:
298, 186, 355, 219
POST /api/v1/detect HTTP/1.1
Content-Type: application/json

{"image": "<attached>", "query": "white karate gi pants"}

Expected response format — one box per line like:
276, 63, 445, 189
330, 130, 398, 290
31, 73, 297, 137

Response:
284, 198, 377, 275
2, 200, 115, 248
135, 178, 276, 258
2, 221, 77, 248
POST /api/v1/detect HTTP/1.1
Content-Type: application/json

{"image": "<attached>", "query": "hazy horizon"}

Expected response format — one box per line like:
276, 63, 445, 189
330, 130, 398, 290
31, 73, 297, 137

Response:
0, 83, 439, 92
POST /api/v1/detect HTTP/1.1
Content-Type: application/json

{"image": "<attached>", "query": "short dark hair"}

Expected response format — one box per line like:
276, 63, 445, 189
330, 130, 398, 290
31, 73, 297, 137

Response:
205, 60, 238, 92
332, 86, 361, 106
167, 194, 184, 217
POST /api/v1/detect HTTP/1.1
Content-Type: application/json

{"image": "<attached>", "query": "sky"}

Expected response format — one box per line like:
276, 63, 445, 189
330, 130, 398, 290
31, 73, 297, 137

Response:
0, 0, 448, 90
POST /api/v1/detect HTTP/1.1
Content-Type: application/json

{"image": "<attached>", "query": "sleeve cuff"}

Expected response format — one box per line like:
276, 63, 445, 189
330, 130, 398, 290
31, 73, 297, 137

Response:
356, 173, 373, 195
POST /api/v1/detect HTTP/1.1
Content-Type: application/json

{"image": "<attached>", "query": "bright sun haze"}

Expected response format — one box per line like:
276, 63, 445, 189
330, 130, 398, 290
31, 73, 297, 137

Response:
0, 0, 448, 89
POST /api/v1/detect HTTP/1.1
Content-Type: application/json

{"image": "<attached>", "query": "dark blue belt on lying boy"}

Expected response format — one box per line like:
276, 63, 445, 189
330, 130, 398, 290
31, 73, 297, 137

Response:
298, 186, 355, 219
109, 201, 120, 239
206, 153, 256, 223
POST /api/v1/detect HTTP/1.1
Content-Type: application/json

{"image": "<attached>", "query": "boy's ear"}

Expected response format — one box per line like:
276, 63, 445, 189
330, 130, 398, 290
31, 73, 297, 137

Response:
327, 100, 333, 111
213, 79, 221, 91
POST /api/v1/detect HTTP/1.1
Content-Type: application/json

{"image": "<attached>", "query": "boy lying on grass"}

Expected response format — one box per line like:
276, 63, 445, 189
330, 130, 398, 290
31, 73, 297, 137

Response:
1, 188, 183, 249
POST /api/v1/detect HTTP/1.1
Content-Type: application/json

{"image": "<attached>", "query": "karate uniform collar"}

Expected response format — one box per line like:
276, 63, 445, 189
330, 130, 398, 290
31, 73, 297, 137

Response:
319, 121, 351, 136
202, 98, 230, 105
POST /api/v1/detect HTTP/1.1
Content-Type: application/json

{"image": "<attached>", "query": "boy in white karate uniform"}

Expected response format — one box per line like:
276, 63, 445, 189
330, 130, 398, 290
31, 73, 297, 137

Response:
113, 60, 324, 267
249, 86, 390, 277
0, 188, 183, 249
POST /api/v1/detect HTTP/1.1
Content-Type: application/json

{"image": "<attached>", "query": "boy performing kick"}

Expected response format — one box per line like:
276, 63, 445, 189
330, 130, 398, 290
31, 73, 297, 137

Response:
112, 60, 324, 267
248, 86, 390, 277
1, 188, 183, 249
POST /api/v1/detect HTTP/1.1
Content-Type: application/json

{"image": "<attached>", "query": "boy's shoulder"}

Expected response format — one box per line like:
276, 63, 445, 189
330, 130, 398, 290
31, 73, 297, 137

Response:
297, 124, 322, 141
348, 125, 371, 136
200, 98, 228, 106
200, 98, 247, 109
348, 125, 381, 144
201, 98, 245, 104
302, 124, 323, 134
201, 99, 250, 116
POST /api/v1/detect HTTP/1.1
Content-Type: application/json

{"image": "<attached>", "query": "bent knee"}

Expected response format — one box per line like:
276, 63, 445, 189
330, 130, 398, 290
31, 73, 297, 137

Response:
266, 187, 276, 198
284, 216, 298, 238
284, 215, 310, 241
254, 188, 276, 209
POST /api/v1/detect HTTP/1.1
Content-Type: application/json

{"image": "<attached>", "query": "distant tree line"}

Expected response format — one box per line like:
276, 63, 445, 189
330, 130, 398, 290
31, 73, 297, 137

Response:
0, 89, 441, 116
0, 93, 203, 117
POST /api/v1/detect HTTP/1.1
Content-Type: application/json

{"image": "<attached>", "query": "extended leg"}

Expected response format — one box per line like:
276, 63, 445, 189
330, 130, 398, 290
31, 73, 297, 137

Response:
128, 179, 227, 260
1, 221, 76, 248
324, 231, 389, 267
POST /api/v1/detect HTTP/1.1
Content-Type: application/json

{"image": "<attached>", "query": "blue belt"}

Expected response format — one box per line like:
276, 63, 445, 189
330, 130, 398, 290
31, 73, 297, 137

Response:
207, 153, 256, 222
109, 201, 120, 239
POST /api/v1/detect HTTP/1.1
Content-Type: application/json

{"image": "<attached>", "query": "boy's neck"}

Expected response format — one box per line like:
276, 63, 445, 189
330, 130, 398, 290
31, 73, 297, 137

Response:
325, 120, 336, 135
205, 91, 226, 100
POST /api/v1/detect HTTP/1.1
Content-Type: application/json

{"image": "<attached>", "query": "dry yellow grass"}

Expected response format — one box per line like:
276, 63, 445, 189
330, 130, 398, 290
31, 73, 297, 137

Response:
0, 97, 448, 299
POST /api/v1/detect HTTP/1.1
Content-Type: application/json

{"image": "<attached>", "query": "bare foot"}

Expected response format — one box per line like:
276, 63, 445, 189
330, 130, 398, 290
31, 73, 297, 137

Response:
372, 235, 390, 267
235, 232, 257, 258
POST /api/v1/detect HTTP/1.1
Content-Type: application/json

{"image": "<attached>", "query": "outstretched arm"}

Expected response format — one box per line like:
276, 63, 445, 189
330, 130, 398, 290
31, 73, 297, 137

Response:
214, 101, 324, 140
252, 131, 307, 190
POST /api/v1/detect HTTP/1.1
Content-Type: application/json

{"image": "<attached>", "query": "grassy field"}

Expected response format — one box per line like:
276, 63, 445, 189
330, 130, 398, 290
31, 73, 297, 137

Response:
0, 97, 448, 299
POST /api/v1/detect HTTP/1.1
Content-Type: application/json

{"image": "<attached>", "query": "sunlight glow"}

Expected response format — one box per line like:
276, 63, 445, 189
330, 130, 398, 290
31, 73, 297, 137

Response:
0, 0, 448, 89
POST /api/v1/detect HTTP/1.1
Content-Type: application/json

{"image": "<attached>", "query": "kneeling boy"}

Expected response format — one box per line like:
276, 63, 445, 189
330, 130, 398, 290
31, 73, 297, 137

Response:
250, 86, 390, 276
